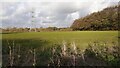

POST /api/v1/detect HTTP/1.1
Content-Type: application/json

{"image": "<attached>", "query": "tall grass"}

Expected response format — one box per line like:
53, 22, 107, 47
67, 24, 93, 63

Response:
2, 40, 120, 66
48, 41, 120, 66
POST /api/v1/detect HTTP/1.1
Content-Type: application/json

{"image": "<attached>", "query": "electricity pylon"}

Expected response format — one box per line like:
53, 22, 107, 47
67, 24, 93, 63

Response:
30, 8, 37, 32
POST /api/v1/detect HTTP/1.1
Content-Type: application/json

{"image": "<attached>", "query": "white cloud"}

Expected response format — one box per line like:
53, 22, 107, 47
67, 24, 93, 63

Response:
71, 12, 79, 20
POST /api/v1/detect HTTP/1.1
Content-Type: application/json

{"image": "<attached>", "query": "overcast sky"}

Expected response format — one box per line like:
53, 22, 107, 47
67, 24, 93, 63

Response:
0, 0, 119, 28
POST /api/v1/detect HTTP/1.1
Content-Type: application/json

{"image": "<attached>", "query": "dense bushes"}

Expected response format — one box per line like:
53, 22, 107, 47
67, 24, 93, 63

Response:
71, 5, 119, 31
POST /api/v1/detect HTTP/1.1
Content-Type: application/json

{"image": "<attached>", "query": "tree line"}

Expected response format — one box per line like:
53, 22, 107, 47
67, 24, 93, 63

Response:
1, 27, 73, 33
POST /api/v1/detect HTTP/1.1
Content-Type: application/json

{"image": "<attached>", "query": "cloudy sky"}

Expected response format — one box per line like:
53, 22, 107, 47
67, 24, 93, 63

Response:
0, 0, 119, 28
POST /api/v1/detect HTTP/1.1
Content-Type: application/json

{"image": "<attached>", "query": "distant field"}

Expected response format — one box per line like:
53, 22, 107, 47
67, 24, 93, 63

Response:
2, 31, 118, 49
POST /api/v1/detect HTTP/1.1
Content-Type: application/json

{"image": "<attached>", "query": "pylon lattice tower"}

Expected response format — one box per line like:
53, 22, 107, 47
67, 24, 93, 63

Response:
30, 8, 37, 32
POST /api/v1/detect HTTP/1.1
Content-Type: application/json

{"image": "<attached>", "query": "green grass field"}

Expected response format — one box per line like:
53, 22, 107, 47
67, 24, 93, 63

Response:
2, 31, 118, 49
1, 31, 119, 66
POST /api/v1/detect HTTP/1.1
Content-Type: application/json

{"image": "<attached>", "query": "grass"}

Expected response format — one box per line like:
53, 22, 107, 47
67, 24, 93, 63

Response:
1, 31, 119, 66
2, 31, 118, 48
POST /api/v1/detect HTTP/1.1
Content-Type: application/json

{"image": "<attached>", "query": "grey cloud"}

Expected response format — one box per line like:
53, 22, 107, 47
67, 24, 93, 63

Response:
1, 2, 21, 16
